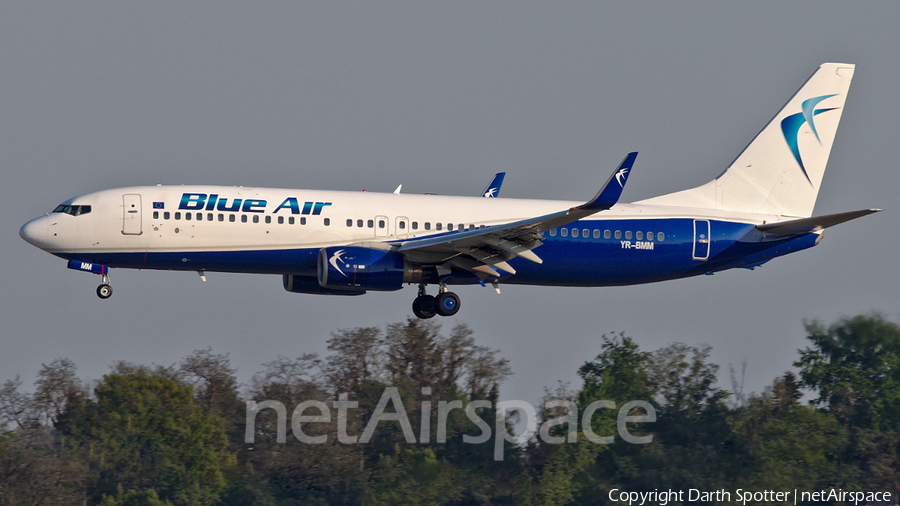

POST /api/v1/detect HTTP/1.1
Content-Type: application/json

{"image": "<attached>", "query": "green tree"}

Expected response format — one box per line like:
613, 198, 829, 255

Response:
795, 313, 900, 490
796, 314, 900, 431
0, 427, 85, 506
522, 334, 654, 505
56, 373, 234, 506
99, 487, 174, 506
732, 373, 846, 490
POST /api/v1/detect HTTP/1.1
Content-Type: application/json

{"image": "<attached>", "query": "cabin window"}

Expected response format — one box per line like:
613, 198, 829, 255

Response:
278, 216, 284, 224
604, 230, 611, 239
164, 212, 170, 220
300, 217, 306, 225
208, 213, 214, 221
412, 221, 418, 230
636, 231, 643, 240
657, 232, 665, 241
175, 212, 181, 220
378, 219, 385, 229
367, 219, 374, 228
229, 215, 236, 222
358, 219, 364, 227
253, 215, 259, 223
324, 218, 330, 226
436, 223, 442, 231
615, 230, 621, 239
593, 229, 601, 239
241, 215, 247, 223
571, 229, 578, 238
560, 228, 568, 237
346, 219, 353, 227
289, 217, 295, 225
265, 216, 271, 224
459, 224, 465, 231
195, 213, 202, 221
153, 211, 159, 219
186, 212, 193, 220
218, 214, 224, 222
549, 228, 557, 236
625, 231, 632, 240
424, 222, 431, 230
583, 228, 589, 238
448, 223, 454, 231
647, 231, 653, 241
399, 221, 406, 229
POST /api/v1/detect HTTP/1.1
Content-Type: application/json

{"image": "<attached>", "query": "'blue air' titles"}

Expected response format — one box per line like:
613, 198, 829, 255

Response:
178, 193, 332, 215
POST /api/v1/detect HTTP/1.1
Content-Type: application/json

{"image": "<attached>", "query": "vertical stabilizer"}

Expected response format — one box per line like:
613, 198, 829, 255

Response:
639, 63, 855, 218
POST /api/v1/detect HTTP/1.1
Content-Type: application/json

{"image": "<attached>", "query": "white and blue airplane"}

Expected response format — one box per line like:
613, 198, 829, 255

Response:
20, 63, 878, 318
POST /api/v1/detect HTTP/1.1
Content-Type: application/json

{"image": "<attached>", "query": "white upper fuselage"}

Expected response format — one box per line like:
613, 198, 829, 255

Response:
21, 185, 780, 257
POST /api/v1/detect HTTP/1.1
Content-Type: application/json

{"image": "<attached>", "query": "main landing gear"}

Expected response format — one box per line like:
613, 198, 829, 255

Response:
96, 273, 113, 300
412, 283, 460, 319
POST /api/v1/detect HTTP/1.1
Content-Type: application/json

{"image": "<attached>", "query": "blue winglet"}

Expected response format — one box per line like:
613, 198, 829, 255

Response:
580, 152, 637, 211
481, 172, 506, 198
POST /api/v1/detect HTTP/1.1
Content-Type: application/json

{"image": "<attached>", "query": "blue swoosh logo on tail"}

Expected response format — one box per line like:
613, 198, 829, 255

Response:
780, 94, 839, 185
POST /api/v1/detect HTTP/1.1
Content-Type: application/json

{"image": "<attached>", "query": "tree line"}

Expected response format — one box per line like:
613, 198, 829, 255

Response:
1, 314, 898, 505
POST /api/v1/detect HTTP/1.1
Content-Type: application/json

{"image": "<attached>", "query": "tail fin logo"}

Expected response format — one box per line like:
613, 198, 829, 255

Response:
483, 187, 498, 197
780, 94, 839, 185
615, 167, 630, 187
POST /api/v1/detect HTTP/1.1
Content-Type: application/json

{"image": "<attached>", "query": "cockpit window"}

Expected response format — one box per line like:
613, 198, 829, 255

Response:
53, 205, 92, 216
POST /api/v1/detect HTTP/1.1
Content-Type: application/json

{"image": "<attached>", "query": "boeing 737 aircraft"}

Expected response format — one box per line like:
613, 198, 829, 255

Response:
20, 63, 878, 318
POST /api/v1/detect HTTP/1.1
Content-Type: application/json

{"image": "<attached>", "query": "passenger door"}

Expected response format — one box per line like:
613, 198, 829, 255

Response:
692, 219, 710, 260
122, 194, 142, 235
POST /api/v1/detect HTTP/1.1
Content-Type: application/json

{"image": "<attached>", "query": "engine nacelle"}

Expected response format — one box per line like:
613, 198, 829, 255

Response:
283, 274, 366, 296
318, 247, 425, 291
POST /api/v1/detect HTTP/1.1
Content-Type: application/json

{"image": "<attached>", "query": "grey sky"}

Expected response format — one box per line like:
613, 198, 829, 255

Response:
2, 2, 897, 405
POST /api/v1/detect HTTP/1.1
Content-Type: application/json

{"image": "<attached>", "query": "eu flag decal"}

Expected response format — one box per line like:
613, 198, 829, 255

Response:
153, 202, 165, 209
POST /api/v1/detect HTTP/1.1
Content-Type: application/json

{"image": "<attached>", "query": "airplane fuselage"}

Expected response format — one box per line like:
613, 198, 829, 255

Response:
20, 185, 815, 288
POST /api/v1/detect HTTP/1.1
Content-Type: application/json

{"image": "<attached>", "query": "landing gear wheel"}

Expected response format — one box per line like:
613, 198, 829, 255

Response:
97, 284, 113, 299
435, 292, 460, 317
412, 295, 436, 319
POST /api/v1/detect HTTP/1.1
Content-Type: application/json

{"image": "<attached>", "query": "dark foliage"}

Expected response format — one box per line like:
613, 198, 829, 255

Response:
1, 314, 898, 505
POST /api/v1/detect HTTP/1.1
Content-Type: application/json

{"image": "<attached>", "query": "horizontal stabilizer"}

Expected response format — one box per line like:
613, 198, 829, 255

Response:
756, 209, 881, 235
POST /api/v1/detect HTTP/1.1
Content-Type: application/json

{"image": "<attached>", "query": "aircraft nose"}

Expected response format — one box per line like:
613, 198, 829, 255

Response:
19, 216, 48, 249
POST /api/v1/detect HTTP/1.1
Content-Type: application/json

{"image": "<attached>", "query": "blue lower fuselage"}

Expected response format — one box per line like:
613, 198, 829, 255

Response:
56, 217, 819, 288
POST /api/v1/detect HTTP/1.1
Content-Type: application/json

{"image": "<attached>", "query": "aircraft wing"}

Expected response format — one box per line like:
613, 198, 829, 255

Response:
481, 173, 506, 198
756, 208, 881, 235
394, 152, 637, 278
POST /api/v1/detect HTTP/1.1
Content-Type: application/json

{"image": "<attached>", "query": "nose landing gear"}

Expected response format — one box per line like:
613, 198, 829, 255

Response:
412, 283, 460, 319
96, 273, 112, 299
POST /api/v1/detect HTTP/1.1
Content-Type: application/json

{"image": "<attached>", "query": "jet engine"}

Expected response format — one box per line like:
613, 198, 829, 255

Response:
317, 247, 426, 291
283, 274, 366, 296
